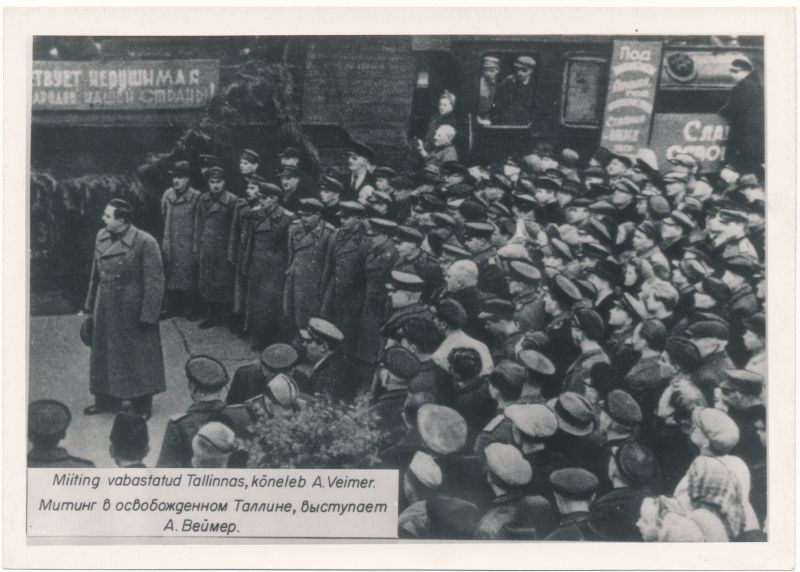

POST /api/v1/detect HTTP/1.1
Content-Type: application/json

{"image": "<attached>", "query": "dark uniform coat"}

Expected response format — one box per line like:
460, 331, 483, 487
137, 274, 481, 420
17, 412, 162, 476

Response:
225, 362, 269, 406
308, 349, 357, 402
322, 224, 370, 357
161, 186, 201, 291
285, 218, 336, 332
28, 447, 95, 468
514, 291, 547, 331
381, 303, 435, 342
719, 71, 764, 173
474, 411, 515, 459
242, 206, 292, 338
84, 225, 166, 400
156, 400, 250, 468
474, 494, 549, 540
490, 74, 536, 126
544, 512, 606, 541
194, 190, 237, 303
357, 234, 397, 364
228, 198, 254, 314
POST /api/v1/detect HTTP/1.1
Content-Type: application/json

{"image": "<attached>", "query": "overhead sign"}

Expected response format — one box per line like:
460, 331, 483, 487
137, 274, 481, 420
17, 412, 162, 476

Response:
650, 113, 730, 173
600, 40, 663, 156
32, 59, 219, 111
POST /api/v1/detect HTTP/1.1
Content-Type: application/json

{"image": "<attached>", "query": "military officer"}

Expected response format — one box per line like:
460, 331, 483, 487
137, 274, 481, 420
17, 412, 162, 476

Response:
28, 400, 95, 468
393, 225, 444, 301
157, 356, 249, 468
226, 343, 299, 405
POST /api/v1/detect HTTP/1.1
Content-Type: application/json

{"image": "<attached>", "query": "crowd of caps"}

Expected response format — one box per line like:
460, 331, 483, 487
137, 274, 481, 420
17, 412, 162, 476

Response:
29, 130, 767, 542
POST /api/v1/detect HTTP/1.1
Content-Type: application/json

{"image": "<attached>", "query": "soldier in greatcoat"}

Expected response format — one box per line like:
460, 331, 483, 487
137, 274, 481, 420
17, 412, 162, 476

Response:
227, 176, 262, 335
242, 181, 293, 351
194, 166, 237, 329
321, 201, 370, 359
82, 198, 165, 418
160, 161, 201, 318
284, 198, 336, 337
357, 218, 398, 366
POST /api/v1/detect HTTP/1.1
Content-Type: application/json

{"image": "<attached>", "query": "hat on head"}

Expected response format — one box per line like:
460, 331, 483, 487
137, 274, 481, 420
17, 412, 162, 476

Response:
482, 55, 501, 69
698, 277, 732, 304
431, 212, 458, 229
669, 153, 697, 169
303, 317, 344, 345
297, 198, 324, 214
386, 270, 425, 293
721, 369, 764, 397
394, 225, 424, 245
382, 345, 421, 380
685, 320, 730, 341
337, 201, 366, 217
367, 190, 392, 204
636, 220, 661, 242
604, 390, 642, 427
583, 165, 608, 179
479, 298, 516, 321
505, 403, 558, 439
496, 243, 532, 262
441, 161, 469, 178
572, 308, 605, 339
417, 193, 447, 213
664, 337, 702, 372
256, 181, 284, 198
550, 274, 583, 304
549, 237, 573, 261
447, 183, 474, 200
441, 243, 471, 260
260, 344, 298, 371
535, 177, 562, 193
663, 170, 690, 184
615, 441, 656, 485
581, 242, 612, 262
574, 278, 597, 301
512, 192, 538, 211
426, 496, 480, 539
549, 468, 599, 500
514, 55, 537, 69
279, 146, 302, 159
266, 373, 299, 408
588, 201, 617, 217
463, 221, 495, 240
320, 175, 344, 193
743, 312, 765, 337
723, 255, 757, 276
485, 443, 533, 487
110, 412, 149, 457
417, 404, 468, 455
518, 349, 555, 376
434, 298, 467, 329
549, 392, 595, 436
195, 421, 235, 454
278, 165, 301, 179
591, 258, 623, 286
508, 260, 542, 284
368, 218, 398, 234
409, 451, 443, 489
205, 165, 226, 180
28, 399, 71, 438
170, 160, 191, 177
349, 141, 377, 164
240, 149, 261, 164
199, 154, 219, 167
648, 196, 671, 219
663, 210, 697, 233
488, 202, 512, 219
373, 166, 397, 180
692, 407, 740, 454
613, 177, 640, 197
592, 147, 613, 167
617, 292, 647, 321
185, 355, 228, 390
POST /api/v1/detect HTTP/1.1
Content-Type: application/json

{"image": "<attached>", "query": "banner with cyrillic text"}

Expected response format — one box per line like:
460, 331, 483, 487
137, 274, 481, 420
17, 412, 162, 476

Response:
28, 469, 398, 538
600, 40, 663, 156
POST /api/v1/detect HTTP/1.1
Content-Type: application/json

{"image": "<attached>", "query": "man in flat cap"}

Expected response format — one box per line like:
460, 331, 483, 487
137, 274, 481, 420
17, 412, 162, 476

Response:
474, 361, 526, 458
686, 319, 735, 402
321, 201, 370, 360
538, 274, 583, 376
706, 202, 759, 264
393, 225, 444, 301
160, 160, 202, 319
631, 221, 670, 281
226, 343, 300, 405
157, 356, 248, 468
82, 198, 165, 418
507, 260, 547, 332
463, 222, 509, 299
477, 55, 501, 125
533, 177, 567, 226
301, 317, 356, 402
109, 412, 149, 468
479, 298, 524, 363
563, 309, 610, 404
370, 345, 421, 442
318, 176, 344, 227
595, 390, 644, 494
279, 165, 316, 213
191, 421, 236, 468
242, 181, 293, 351
742, 312, 765, 377
231, 148, 261, 198
284, 198, 336, 336
381, 270, 435, 344
28, 400, 94, 468
490, 55, 536, 126
544, 468, 603, 540
625, 319, 669, 420
355, 218, 398, 376
719, 369, 764, 467
194, 165, 237, 329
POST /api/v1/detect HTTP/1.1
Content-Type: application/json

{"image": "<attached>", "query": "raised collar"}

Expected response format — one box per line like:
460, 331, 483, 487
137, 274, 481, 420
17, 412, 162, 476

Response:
99, 224, 136, 247
28, 447, 71, 462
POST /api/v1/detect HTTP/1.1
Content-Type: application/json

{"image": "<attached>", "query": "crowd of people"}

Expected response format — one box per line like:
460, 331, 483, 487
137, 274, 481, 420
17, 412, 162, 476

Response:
29, 94, 767, 541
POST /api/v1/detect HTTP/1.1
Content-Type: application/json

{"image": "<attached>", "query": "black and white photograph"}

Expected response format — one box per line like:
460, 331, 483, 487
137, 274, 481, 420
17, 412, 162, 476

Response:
4, 6, 796, 569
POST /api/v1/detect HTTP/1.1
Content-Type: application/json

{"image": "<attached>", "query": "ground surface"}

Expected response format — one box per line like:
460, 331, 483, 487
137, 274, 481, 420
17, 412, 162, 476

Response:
29, 315, 260, 467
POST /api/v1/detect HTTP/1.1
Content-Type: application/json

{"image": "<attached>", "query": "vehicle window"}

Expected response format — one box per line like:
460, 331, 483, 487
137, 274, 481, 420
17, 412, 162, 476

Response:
476, 52, 537, 128
561, 55, 607, 127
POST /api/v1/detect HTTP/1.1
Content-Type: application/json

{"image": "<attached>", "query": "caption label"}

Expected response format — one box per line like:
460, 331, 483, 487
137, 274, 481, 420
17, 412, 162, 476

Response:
28, 469, 398, 538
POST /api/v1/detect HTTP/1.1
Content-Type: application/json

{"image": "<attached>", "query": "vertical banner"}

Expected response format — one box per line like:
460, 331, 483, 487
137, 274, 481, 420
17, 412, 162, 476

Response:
600, 40, 663, 156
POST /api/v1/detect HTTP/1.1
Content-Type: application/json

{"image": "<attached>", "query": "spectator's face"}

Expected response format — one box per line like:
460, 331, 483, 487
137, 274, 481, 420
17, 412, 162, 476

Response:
394, 239, 416, 258
665, 182, 686, 198
658, 351, 677, 379
565, 206, 588, 225
720, 386, 745, 410
624, 263, 639, 287
438, 96, 454, 115
173, 175, 189, 192
433, 126, 453, 147
300, 212, 320, 229
692, 290, 716, 309
375, 177, 391, 192
246, 182, 259, 201
482, 317, 505, 336
340, 214, 358, 230
515, 66, 534, 82
584, 176, 604, 189
348, 153, 367, 172
464, 236, 487, 253
608, 306, 630, 328
534, 188, 554, 204
482, 66, 500, 82
556, 191, 573, 208
445, 268, 462, 292
632, 230, 652, 252
661, 220, 683, 241
644, 291, 664, 315
632, 324, 646, 352
611, 189, 634, 207
301, 336, 327, 363
508, 279, 527, 296
742, 329, 764, 352
754, 419, 766, 448
671, 267, 689, 289
280, 175, 299, 190
208, 177, 225, 194
542, 290, 559, 316
606, 158, 627, 177
239, 158, 257, 175
319, 190, 338, 205
636, 498, 660, 542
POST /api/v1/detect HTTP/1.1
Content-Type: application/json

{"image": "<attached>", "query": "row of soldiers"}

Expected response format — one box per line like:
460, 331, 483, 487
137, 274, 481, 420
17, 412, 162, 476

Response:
31, 135, 767, 541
